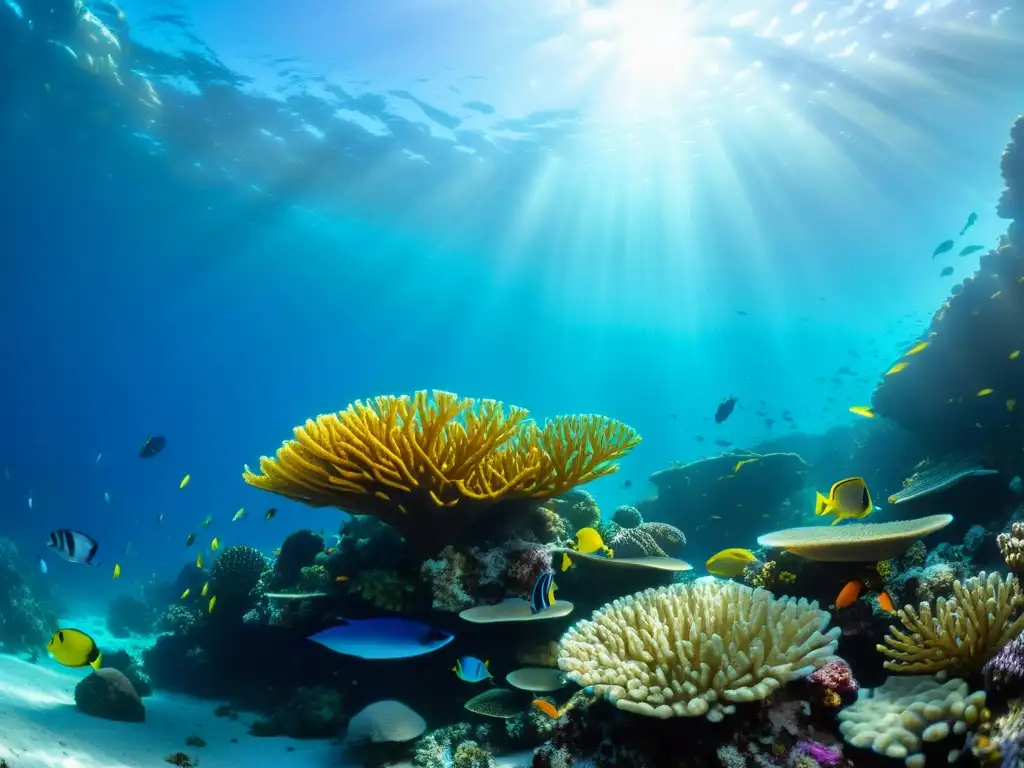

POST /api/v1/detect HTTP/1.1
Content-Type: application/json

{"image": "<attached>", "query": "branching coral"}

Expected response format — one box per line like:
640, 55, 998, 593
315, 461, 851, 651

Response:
557, 579, 839, 721
242, 390, 639, 554
877, 571, 1024, 676
998, 522, 1024, 571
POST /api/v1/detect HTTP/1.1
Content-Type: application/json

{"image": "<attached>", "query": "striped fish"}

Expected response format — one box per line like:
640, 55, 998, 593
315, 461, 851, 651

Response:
530, 570, 557, 615
46, 529, 100, 565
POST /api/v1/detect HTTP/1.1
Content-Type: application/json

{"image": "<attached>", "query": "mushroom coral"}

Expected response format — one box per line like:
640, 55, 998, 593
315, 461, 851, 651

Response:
243, 390, 640, 554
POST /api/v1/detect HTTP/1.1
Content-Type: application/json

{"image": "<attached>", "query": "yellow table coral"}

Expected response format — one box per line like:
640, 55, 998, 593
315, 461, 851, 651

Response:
556, 579, 839, 721
243, 390, 640, 553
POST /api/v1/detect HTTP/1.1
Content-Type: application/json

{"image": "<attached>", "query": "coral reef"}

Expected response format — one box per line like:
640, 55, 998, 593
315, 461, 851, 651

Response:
350, 568, 417, 612
274, 529, 325, 587
999, 522, 1024, 571
547, 489, 602, 533
983, 631, 1024, 698
877, 571, 1024, 676
612, 505, 642, 528
243, 390, 640, 555
106, 595, 154, 638
807, 659, 858, 709
208, 545, 269, 617
557, 579, 839, 721
249, 685, 346, 738
0, 538, 58, 656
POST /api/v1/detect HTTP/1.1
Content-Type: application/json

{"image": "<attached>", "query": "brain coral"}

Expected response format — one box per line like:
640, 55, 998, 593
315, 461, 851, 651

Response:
557, 579, 839, 721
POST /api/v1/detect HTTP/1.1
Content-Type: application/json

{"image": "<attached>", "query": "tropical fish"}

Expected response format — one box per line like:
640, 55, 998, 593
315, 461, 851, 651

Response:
180, 588, 191, 599
835, 581, 862, 609
977, 388, 994, 397
200, 515, 213, 527
112, 563, 121, 580
532, 699, 559, 719
940, 267, 954, 277
530, 571, 557, 615
705, 548, 758, 578
878, 592, 896, 614
307, 617, 455, 659
714, 396, 738, 424
335, 575, 349, 582
103, 492, 110, 504
47, 628, 102, 670
47, 530, 100, 565
959, 244, 984, 256
452, 656, 492, 684
932, 239, 954, 258
1012, 350, 1021, 360
201, 582, 209, 597
27, 492, 32, 509
196, 553, 204, 569
993, 291, 1003, 300
211, 537, 220, 551
232, 508, 246, 522
848, 406, 874, 419
960, 211, 977, 236
814, 477, 873, 525
156, 513, 164, 522
560, 552, 573, 572
208, 596, 216, 613
886, 362, 908, 375
139, 435, 166, 458
571, 528, 613, 558
733, 458, 758, 473
905, 341, 930, 355
38, 558, 47, 575
179, 474, 190, 489
265, 508, 277, 521
185, 532, 196, 547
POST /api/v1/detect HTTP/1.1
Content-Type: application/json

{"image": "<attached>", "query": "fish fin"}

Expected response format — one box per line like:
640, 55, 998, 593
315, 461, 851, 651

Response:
831, 515, 843, 526
484, 659, 490, 669
90, 652, 103, 671
814, 492, 830, 516
561, 553, 572, 572
606, 547, 614, 559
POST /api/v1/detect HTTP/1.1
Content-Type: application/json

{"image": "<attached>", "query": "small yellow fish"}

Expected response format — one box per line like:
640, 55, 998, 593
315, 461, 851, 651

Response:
706, 548, 758, 578
232, 508, 246, 522
560, 552, 573, 572
1009, 399, 1017, 412
201, 582, 209, 597
180, 588, 190, 599
196, 553, 204, 569
905, 341, 929, 355
112, 563, 121, 580
571, 527, 614, 558
1012, 350, 1021, 360
849, 405, 874, 419
211, 537, 220, 551
208, 596, 216, 613
733, 458, 758, 473
335, 575, 349, 582
992, 291, 1003, 299
179, 474, 190, 489
885, 362, 908, 375
978, 388, 994, 397
814, 477, 874, 525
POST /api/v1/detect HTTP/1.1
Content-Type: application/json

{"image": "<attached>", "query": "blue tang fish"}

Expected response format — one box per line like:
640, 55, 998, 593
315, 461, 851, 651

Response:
530, 570, 557, 615
452, 656, 492, 683
307, 617, 454, 660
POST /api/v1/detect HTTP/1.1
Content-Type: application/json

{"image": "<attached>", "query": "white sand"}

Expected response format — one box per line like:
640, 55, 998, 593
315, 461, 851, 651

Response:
0, 615, 337, 768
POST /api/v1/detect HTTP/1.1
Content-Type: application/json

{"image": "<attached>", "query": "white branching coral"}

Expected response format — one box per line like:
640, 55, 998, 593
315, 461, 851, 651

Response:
556, 578, 839, 721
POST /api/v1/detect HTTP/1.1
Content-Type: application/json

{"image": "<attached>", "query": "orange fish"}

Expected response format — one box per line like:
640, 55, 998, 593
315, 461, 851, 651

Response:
878, 592, 896, 614
835, 581, 862, 609
532, 699, 559, 719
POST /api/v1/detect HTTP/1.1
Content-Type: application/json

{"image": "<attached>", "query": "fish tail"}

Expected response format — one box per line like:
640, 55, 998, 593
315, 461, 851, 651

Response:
91, 652, 103, 671
830, 515, 844, 526
814, 492, 831, 517
606, 547, 614, 559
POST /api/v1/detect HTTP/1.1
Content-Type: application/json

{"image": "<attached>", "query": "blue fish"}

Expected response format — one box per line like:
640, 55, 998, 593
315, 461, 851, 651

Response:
452, 655, 491, 683
307, 617, 454, 660
530, 570, 557, 615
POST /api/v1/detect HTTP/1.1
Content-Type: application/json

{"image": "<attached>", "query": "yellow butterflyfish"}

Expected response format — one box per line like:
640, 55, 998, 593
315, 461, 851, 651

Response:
196, 553, 204, 569
705, 548, 758, 578
179, 474, 191, 489
885, 362, 908, 375
733, 458, 758, 473
978, 388, 994, 397
905, 341, 929, 355
211, 537, 220, 551
208, 596, 217, 613
570, 528, 613, 558
180, 588, 190, 599
814, 477, 874, 525
112, 563, 121, 580
201, 582, 209, 597
849, 406, 874, 419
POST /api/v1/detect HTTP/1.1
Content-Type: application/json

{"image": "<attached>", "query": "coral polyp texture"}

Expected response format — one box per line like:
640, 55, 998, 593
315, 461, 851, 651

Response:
555, 579, 839, 721
997, 522, 1024, 571
838, 675, 987, 768
242, 390, 640, 553
877, 571, 1024, 676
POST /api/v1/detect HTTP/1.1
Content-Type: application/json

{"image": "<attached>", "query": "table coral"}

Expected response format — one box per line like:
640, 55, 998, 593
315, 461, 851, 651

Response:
557, 579, 839, 721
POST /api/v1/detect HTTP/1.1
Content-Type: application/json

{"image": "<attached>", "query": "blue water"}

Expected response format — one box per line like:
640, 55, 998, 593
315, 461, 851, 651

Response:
1, 0, 1021, 622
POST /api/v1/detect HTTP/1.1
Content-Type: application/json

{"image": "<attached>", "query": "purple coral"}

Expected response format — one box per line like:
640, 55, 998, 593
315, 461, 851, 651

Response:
793, 741, 843, 767
506, 545, 552, 595
984, 632, 1024, 696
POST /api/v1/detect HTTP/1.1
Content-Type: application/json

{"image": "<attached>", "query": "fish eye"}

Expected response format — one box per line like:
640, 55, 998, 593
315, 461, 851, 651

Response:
58, 631, 64, 643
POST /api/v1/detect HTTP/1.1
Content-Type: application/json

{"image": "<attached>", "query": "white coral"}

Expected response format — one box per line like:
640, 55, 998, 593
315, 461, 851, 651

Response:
556, 578, 839, 721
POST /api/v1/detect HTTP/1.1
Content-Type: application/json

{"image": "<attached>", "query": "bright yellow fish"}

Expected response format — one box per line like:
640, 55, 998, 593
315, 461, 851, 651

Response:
978, 388, 994, 397
705, 548, 758, 578
232, 508, 246, 522
1012, 350, 1022, 360
849, 406, 874, 419
112, 563, 121, 580
179, 474, 191, 489
905, 341, 929, 355
814, 477, 874, 525
560, 552, 573, 572
201, 582, 209, 597
733, 458, 758, 473
211, 537, 220, 551
208, 596, 216, 613
885, 362, 908, 375
196, 553, 204, 569
180, 588, 190, 599
571, 528, 614, 558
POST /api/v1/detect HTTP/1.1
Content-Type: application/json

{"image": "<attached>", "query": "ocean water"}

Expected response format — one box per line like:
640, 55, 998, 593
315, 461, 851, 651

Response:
2, 1, 1024, 766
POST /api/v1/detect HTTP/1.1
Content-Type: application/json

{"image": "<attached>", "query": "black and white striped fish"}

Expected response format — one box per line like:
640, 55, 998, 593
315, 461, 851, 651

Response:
46, 530, 100, 565
529, 570, 557, 615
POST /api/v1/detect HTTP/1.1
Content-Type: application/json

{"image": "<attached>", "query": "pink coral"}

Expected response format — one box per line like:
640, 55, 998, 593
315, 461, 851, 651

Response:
807, 659, 857, 707
421, 545, 474, 612
506, 545, 552, 595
